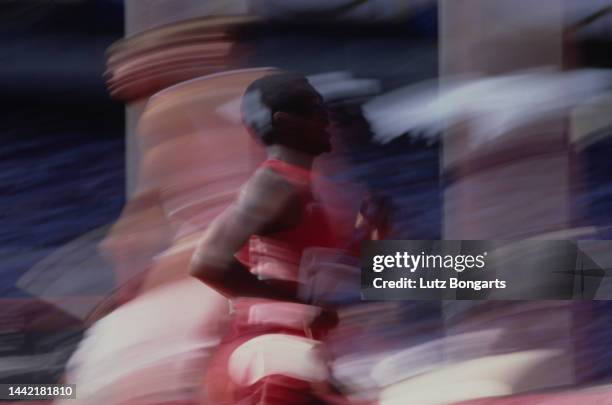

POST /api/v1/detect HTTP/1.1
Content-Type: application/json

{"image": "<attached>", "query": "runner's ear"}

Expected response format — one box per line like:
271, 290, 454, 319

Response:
272, 111, 296, 132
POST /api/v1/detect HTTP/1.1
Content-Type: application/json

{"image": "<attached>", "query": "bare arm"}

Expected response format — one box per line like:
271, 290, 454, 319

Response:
189, 168, 299, 300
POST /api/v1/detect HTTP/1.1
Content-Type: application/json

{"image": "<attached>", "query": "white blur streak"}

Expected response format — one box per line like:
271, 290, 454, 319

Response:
215, 96, 244, 124
330, 329, 507, 399
59, 278, 229, 404
228, 334, 328, 386
370, 329, 505, 387
307, 71, 382, 102
364, 68, 612, 146
378, 349, 563, 405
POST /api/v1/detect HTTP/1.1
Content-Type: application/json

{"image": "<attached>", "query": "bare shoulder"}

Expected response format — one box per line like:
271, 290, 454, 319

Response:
249, 166, 295, 193
236, 166, 300, 219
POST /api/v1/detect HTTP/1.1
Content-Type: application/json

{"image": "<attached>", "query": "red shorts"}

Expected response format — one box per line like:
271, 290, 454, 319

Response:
202, 298, 372, 405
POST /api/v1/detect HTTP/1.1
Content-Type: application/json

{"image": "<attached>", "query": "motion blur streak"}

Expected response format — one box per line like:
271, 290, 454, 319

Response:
4, 0, 612, 404
364, 69, 612, 145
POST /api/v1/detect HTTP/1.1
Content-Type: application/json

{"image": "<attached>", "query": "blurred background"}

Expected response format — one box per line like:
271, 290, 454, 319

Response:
3, 1, 612, 404
1, 0, 124, 384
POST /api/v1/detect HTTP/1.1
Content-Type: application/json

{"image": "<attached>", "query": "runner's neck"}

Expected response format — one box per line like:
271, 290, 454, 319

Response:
266, 144, 314, 170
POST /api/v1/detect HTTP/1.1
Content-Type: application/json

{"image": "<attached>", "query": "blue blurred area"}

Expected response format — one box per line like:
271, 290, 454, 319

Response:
0, 132, 124, 297
1, 0, 126, 296
0, 0, 125, 385
578, 134, 612, 237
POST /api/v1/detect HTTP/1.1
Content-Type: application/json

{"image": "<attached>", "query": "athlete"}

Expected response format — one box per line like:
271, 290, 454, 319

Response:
190, 72, 361, 404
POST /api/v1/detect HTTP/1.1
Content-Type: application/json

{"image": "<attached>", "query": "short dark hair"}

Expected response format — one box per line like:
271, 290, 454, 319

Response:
241, 72, 312, 145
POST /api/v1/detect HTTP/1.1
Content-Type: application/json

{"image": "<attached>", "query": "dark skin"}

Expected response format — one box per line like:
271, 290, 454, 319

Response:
189, 166, 302, 301
189, 82, 331, 302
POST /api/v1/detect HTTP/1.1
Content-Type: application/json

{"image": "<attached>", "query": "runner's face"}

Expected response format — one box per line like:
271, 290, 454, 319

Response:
290, 85, 332, 155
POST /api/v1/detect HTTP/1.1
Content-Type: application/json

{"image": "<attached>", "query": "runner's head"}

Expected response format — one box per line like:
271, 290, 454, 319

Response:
242, 72, 331, 155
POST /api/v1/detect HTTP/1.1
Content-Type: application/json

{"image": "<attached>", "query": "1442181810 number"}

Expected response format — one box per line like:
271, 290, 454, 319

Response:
1, 384, 75, 400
